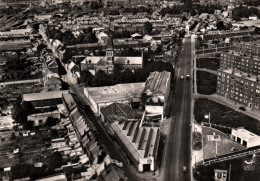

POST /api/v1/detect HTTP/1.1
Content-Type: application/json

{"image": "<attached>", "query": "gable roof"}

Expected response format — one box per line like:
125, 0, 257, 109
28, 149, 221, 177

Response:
96, 59, 108, 66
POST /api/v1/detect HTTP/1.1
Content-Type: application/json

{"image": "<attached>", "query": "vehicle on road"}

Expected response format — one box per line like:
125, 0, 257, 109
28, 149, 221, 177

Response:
186, 75, 190, 80
180, 76, 184, 80
183, 166, 187, 173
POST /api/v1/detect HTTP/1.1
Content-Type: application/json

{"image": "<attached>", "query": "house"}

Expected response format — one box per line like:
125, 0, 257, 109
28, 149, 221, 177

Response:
68, 62, 80, 82
231, 128, 260, 148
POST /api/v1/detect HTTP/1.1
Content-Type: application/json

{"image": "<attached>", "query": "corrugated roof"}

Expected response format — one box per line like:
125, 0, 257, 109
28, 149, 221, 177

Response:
100, 103, 139, 124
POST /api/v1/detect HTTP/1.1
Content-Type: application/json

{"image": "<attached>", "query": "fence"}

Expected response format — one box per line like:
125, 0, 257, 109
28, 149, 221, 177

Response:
203, 145, 260, 166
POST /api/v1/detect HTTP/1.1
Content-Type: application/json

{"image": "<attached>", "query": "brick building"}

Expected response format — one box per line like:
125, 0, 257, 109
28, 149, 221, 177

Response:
220, 51, 260, 75
216, 68, 260, 111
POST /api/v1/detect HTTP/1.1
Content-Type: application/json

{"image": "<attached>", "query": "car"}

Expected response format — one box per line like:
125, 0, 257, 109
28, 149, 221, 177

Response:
180, 76, 184, 80
186, 75, 190, 80
183, 166, 187, 172
239, 107, 246, 111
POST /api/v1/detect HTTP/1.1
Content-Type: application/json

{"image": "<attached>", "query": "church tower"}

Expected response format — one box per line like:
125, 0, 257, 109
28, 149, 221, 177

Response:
106, 37, 114, 73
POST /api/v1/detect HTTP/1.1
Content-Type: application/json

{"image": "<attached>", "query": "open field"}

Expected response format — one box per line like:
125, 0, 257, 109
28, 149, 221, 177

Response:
196, 71, 217, 95
196, 58, 220, 70
194, 98, 260, 135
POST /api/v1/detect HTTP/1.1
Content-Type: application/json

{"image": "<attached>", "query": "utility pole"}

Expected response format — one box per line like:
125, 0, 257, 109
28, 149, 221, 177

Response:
229, 163, 231, 181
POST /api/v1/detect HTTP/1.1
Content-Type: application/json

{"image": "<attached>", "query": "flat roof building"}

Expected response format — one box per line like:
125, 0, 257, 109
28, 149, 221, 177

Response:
84, 82, 145, 114
231, 128, 260, 148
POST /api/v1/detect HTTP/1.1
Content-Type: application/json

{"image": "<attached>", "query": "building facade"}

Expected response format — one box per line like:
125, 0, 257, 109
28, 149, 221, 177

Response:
216, 68, 260, 111
220, 51, 260, 76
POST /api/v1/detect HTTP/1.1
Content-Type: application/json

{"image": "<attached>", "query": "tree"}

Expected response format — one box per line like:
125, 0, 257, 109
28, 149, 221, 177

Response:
92, 70, 111, 86
48, 152, 63, 170
120, 68, 135, 83
45, 117, 59, 127
37, 44, 46, 54
144, 22, 153, 34
21, 102, 35, 116
12, 102, 27, 124
23, 121, 34, 130
81, 70, 93, 86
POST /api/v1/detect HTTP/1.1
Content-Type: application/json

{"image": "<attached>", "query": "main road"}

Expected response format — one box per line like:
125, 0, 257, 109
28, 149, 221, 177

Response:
162, 37, 192, 181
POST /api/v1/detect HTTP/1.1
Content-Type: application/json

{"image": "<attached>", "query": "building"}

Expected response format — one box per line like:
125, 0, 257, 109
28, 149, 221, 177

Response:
214, 169, 228, 181
35, 173, 67, 181
80, 38, 143, 75
111, 120, 159, 172
234, 41, 260, 57
84, 82, 145, 114
142, 71, 171, 118
231, 128, 260, 148
44, 77, 62, 91
22, 90, 69, 110
216, 68, 260, 111
220, 50, 260, 76
100, 103, 160, 172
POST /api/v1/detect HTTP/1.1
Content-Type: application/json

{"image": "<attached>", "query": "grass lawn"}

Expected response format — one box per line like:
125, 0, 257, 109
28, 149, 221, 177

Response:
194, 98, 260, 135
194, 153, 260, 181
196, 71, 217, 95
196, 58, 220, 70
202, 127, 245, 160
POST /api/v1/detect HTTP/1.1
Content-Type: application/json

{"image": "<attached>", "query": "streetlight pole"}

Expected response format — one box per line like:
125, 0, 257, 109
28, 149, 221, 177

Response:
204, 113, 211, 127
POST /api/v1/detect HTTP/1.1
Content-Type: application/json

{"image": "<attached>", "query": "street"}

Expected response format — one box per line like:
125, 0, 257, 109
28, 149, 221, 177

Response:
162, 38, 192, 181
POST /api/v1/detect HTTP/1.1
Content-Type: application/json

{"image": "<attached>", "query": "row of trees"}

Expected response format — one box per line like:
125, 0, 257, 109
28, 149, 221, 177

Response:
160, 4, 222, 17
81, 60, 174, 87
232, 5, 260, 21
45, 27, 97, 46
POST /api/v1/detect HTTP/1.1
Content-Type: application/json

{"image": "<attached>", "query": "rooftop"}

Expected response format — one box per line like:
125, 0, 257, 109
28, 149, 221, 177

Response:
232, 128, 260, 141
143, 71, 171, 97
111, 120, 160, 161
100, 103, 139, 124
85, 83, 145, 104
23, 90, 69, 102
220, 68, 260, 82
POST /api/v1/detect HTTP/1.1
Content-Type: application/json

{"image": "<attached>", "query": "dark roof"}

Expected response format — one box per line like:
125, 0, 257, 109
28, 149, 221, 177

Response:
100, 103, 139, 124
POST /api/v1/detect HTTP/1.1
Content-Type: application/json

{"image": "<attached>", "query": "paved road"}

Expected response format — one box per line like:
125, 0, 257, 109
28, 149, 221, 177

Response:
162, 38, 192, 181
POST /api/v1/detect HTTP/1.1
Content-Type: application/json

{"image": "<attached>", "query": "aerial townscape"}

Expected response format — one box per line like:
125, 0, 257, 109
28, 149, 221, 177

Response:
1, 0, 260, 180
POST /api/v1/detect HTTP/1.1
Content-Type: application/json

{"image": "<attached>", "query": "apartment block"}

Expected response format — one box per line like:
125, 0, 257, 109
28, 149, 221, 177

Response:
234, 41, 260, 57
216, 68, 260, 111
220, 51, 260, 75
